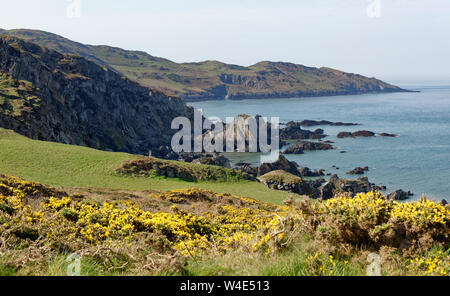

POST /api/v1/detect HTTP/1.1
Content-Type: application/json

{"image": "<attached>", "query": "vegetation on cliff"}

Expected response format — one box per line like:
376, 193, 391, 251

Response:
116, 157, 249, 182
0, 72, 40, 116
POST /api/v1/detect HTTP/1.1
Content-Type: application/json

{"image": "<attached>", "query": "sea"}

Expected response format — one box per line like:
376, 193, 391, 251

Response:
188, 81, 450, 201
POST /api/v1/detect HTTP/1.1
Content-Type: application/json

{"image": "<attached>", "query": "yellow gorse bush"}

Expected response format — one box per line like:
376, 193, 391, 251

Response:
391, 198, 449, 226
0, 178, 300, 256
407, 251, 450, 276
316, 191, 450, 227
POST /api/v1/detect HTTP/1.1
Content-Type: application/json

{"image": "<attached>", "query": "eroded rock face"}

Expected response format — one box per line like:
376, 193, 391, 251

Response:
257, 169, 390, 200
0, 36, 194, 155
319, 175, 385, 200
257, 155, 300, 177
199, 114, 280, 153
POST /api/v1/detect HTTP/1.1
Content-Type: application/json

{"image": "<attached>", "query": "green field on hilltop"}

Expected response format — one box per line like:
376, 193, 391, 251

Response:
0, 128, 291, 204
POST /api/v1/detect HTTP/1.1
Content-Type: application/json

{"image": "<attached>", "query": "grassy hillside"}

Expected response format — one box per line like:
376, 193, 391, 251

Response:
0, 29, 407, 101
0, 128, 291, 204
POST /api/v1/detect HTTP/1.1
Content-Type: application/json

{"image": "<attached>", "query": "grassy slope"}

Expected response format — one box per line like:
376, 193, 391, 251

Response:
0, 128, 291, 204
0, 29, 404, 100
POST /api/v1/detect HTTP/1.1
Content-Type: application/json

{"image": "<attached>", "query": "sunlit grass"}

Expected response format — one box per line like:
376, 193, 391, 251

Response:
0, 128, 291, 204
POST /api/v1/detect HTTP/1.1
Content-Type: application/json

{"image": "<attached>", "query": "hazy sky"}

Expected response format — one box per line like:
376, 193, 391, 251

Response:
1, 0, 450, 81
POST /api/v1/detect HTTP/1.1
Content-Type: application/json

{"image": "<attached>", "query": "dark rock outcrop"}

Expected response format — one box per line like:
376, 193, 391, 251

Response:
257, 155, 300, 177
320, 175, 340, 200
387, 190, 414, 201
298, 167, 325, 177
257, 169, 389, 200
378, 133, 398, 137
257, 170, 319, 196
299, 120, 359, 127
282, 145, 304, 154
280, 121, 327, 140
320, 175, 385, 200
337, 130, 376, 138
200, 114, 279, 153
283, 141, 334, 154
347, 167, 369, 175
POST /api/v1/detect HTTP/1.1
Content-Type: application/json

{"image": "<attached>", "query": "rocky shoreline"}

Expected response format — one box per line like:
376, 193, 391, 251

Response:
145, 116, 414, 201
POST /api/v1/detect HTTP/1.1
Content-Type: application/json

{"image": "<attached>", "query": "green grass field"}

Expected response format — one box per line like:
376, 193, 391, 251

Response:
0, 128, 291, 204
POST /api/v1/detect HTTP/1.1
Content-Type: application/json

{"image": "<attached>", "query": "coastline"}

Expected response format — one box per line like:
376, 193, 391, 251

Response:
190, 84, 449, 202
182, 87, 416, 102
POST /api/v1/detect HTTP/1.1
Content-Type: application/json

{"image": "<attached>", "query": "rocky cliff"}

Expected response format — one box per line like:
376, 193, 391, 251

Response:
0, 36, 193, 154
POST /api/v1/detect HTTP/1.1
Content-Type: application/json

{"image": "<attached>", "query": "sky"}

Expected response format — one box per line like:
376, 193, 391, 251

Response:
1, 0, 450, 82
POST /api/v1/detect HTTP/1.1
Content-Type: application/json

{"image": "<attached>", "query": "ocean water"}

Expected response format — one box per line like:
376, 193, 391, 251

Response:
189, 82, 450, 201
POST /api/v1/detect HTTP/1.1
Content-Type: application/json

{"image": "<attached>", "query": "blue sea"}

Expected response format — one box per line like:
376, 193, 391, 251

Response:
189, 82, 450, 201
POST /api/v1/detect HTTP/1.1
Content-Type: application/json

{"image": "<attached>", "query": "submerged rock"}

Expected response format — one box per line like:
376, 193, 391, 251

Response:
337, 130, 376, 138
283, 141, 335, 154
378, 133, 398, 137
347, 166, 369, 175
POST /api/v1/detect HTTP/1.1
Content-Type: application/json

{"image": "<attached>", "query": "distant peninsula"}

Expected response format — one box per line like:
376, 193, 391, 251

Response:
0, 28, 411, 101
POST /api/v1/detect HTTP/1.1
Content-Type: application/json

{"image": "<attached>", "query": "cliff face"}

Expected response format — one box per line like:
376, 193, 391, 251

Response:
0, 29, 409, 102
0, 36, 193, 154
182, 62, 406, 101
